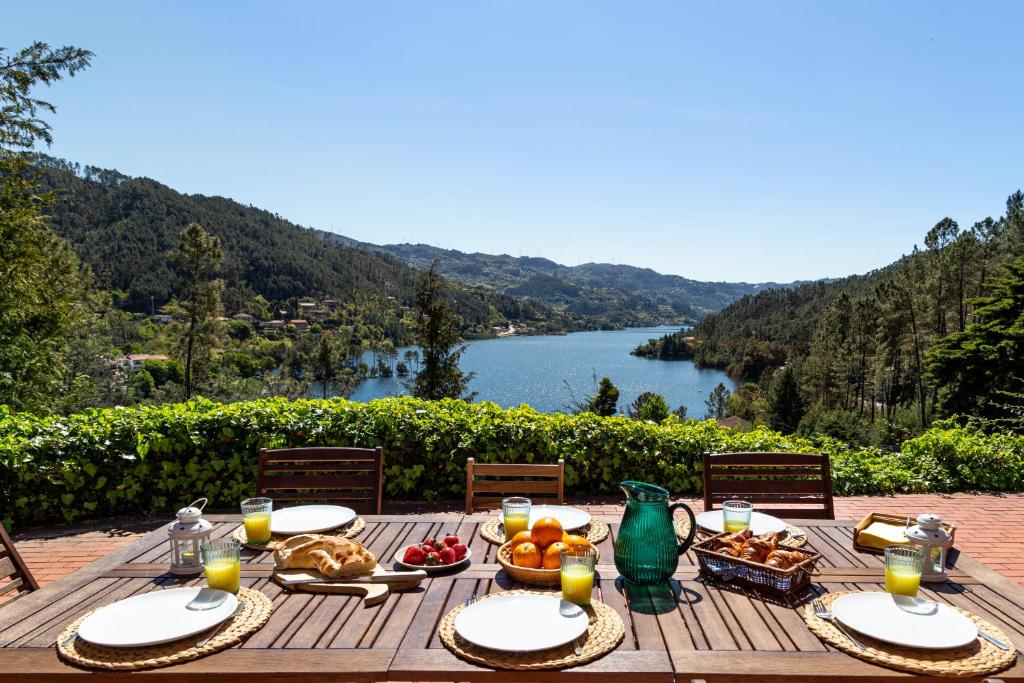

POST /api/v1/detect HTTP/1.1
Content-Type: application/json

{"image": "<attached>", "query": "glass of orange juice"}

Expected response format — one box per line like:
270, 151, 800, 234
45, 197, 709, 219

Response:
722, 500, 753, 532
502, 497, 531, 542
241, 497, 273, 545
202, 538, 241, 594
885, 544, 934, 614
560, 546, 597, 606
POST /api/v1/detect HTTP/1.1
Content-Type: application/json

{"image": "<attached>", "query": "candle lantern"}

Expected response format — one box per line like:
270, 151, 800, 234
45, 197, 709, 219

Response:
166, 497, 213, 575
905, 513, 952, 582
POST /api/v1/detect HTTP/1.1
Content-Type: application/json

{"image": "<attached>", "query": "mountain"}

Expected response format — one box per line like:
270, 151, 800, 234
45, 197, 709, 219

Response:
320, 239, 807, 327
32, 156, 562, 334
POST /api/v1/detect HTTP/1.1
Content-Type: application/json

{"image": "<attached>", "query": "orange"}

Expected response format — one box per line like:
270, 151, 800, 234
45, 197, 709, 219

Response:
508, 530, 533, 549
530, 517, 563, 548
563, 534, 592, 551
512, 542, 542, 569
543, 542, 568, 569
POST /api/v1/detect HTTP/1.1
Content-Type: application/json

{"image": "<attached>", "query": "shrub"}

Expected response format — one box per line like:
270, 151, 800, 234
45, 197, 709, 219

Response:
0, 398, 1022, 528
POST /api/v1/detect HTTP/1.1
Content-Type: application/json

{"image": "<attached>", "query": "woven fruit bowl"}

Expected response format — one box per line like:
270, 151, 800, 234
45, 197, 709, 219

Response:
496, 542, 601, 586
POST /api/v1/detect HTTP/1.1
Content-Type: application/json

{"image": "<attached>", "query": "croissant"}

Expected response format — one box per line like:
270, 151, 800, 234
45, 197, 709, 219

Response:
739, 539, 773, 564
722, 529, 753, 545
764, 549, 804, 570
717, 544, 741, 557
273, 534, 377, 579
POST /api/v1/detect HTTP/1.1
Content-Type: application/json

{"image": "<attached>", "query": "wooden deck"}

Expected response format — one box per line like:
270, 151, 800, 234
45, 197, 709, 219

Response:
1, 515, 1022, 681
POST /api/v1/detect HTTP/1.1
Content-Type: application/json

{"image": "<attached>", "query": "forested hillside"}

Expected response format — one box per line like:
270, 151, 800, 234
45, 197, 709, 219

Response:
683, 192, 1024, 443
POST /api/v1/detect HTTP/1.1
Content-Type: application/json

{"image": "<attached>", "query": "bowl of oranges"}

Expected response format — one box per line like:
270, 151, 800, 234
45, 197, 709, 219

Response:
497, 516, 598, 586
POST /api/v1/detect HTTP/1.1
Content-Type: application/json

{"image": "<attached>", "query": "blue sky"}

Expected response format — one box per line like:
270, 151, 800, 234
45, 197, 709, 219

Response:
8, 1, 1023, 282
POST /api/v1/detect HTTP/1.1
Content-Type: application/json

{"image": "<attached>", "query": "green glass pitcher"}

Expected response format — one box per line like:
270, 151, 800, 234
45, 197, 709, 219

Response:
614, 481, 697, 585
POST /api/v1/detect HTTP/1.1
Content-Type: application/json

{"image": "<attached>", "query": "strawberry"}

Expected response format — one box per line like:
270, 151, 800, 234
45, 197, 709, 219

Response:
442, 534, 460, 547
452, 543, 468, 560
438, 547, 456, 565
402, 545, 427, 565
420, 543, 437, 554
424, 551, 440, 566
422, 537, 439, 549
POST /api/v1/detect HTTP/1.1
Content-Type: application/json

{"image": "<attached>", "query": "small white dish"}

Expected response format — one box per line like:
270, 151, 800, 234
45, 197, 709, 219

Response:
830, 592, 978, 650
527, 505, 591, 531
695, 510, 787, 535
77, 588, 238, 647
271, 505, 356, 535
454, 593, 589, 652
393, 545, 472, 573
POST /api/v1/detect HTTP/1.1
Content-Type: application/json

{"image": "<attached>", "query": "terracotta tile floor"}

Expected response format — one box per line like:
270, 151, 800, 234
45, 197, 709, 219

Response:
8, 493, 1024, 592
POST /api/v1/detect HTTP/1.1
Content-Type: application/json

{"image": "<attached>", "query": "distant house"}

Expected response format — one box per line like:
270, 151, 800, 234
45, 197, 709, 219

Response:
118, 354, 168, 371
150, 314, 173, 324
232, 313, 256, 322
261, 320, 286, 330
716, 415, 752, 430
289, 319, 309, 332
322, 299, 339, 309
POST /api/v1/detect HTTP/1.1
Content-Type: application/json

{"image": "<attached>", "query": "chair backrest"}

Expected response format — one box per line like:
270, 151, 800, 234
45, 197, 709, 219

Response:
465, 458, 564, 514
257, 446, 384, 514
0, 524, 39, 604
702, 452, 834, 519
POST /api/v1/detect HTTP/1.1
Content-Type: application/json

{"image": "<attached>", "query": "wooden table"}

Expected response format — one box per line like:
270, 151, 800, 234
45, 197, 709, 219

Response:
1, 515, 1022, 681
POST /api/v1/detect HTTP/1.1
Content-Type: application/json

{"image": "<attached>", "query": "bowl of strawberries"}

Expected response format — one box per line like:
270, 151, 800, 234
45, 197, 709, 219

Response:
394, 534, 471, 573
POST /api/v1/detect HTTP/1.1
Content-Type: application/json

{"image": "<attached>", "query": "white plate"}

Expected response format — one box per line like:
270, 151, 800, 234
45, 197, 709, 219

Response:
77, 588, 238, 647
695, 510, 787, 535
393, 545, 472, 572
454, 594, 589, 652
271, 505, 357, 535
831, 592, 978, 649
527, 505, 591, 531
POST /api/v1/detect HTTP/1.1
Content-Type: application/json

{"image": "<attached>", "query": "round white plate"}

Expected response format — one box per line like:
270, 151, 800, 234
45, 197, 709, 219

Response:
454, 594, 589, 652
831, 592, 978, 649
527, 505, 591, 531
695, 510, 787, 535
393, 545, 472, 572
77, 588, 238, 648
271, 505, 356, 535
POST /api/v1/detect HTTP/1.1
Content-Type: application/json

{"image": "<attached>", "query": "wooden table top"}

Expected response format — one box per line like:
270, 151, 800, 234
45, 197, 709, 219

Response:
1, 514, 1022, 681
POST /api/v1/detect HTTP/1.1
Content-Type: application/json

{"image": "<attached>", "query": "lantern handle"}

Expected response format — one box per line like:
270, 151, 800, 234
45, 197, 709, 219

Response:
189, 498, 208, 512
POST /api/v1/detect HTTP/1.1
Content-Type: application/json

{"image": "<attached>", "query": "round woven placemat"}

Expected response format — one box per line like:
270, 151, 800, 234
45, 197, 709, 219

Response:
439, 590, 625, 670
675, 517, 807, 549
56, 586, 273, 671
803, 591, 1016, 678
479, 518, 610, 546
231, 516, 365, 550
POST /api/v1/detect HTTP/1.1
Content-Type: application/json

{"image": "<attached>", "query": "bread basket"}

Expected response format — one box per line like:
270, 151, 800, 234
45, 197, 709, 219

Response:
496, 542, 601, 586
693, 532, 821, 597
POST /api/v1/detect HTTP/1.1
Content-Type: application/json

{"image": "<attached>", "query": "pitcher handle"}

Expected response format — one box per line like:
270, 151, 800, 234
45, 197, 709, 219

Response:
670, 502, 697, 556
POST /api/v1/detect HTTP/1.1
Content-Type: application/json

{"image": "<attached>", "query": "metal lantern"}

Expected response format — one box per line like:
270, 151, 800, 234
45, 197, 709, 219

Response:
906, 513, 952, 582
166, 497, 213, 575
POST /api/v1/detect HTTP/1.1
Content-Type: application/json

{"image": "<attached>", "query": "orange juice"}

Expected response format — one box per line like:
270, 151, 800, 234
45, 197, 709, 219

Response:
243, 512, 272, 543
723, 519, 749, 532
885, 565, 921, 597
503, 513, 530, 541
560, 564, 594, 605
204, 557, 240, 594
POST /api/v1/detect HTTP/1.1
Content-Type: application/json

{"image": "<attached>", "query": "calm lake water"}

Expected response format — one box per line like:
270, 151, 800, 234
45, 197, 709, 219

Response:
348, 327, 735, 416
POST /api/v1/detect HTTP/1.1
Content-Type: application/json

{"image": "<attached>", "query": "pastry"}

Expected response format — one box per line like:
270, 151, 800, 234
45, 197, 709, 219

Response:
273, 534, 377, 579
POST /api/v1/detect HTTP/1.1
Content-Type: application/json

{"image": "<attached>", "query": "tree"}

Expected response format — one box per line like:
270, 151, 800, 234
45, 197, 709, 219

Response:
768, 366, 805, 433
407, 260, 475, 400
628, 391, 669, 422
312, 334, 338, 399
587, 377, 620, 416
704, 383, 730, 420
173, 222, 223, 399
0, 42, 92, 411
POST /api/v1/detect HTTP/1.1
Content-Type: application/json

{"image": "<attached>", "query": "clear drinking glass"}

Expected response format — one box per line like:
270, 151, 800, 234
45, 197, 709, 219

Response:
722, 500, 753, 532
560, 546, 597, 606
241, 497, 273, 544
885, 545, 934, 614
502, 496, 531, 542
202, 538, 241, 594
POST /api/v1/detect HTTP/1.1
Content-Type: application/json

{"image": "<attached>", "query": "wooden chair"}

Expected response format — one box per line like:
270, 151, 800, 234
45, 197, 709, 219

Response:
702, 452, 835, 519
465, 458, 564, 514
257, 446, 384, 515
0, 524, 39, 604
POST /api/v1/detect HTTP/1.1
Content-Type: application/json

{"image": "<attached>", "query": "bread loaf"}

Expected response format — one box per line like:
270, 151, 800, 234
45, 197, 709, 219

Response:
273, 534, 376, 579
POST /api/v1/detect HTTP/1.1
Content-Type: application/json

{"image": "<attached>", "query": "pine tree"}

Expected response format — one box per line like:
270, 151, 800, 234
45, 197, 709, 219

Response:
628, 391, 669, 421
768, 366, 805, 433
705, 383, 730, 420
407, 260, 475, 400
174, 222, 223, 399
587, 377, 620, 416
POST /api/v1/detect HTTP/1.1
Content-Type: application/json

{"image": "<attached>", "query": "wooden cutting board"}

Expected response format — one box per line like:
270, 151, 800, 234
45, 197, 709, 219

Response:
273, 566, 424, 606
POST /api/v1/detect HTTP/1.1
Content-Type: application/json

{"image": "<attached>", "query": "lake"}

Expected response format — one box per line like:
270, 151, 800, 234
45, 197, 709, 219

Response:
348, 327, 735, 416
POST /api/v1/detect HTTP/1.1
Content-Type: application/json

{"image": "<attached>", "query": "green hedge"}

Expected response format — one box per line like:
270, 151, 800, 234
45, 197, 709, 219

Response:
1, 398, 1022, 528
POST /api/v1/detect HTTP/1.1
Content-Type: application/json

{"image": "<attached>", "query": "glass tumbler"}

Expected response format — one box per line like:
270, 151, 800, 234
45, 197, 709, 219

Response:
884, 544, 925, 597
560, 546, 597, 606
722, 500, 753, 532
241, 497, 273, 544
202, 538, 241, 594
502, 496, 531, 542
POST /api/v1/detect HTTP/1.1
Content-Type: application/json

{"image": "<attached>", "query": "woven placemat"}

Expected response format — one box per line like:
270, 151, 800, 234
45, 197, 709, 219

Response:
479, 518, 610, 546
56, 586, 273, 671
675, 517, 807, 549
231, 516, 365, 550
439, 590, 625, 670
803, 591, 1017, 678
